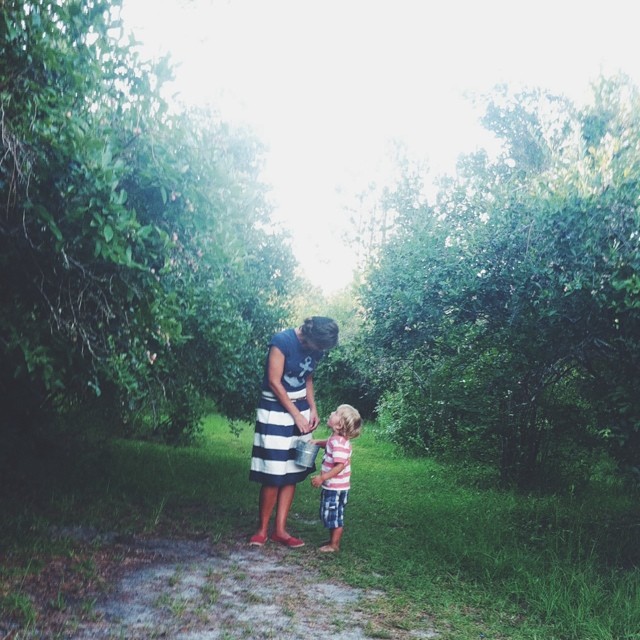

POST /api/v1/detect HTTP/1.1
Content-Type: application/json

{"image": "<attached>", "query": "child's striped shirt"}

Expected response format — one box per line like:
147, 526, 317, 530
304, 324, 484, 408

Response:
321, 434, 352, 490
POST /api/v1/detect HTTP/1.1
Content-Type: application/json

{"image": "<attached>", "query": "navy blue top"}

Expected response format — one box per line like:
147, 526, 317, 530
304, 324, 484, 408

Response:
262, 328, 325, 392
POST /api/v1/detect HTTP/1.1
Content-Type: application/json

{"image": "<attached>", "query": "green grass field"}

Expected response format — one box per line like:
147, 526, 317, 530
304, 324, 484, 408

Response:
1, 415, 639, 639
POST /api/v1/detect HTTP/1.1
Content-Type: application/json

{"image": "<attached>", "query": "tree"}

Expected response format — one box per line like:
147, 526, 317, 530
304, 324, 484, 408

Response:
0, 0, 296, 455
361, 79, 640, 488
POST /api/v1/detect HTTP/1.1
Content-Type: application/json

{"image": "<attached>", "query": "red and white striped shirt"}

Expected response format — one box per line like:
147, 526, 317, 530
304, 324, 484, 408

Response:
321, 435, 352, 490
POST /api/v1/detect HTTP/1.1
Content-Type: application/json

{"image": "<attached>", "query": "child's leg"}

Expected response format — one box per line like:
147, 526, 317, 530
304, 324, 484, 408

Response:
319, 489, 347, 552
319, 526, 343, 552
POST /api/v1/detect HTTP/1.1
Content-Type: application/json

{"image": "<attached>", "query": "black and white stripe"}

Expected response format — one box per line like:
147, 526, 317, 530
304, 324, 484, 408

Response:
249, 390, 315, 486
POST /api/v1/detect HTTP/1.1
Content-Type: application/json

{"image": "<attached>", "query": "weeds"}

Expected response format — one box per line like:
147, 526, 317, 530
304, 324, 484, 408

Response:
363, 621, 393, 638
0, 592, 37, 627
200, 583, 220, 605
79, 597, 98, 618
167, 566, 184, 587
49, 589, 66, 612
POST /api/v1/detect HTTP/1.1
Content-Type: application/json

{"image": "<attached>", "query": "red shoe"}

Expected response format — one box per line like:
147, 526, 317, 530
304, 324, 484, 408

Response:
249, 533, 267, 546
270, 533, 305, 548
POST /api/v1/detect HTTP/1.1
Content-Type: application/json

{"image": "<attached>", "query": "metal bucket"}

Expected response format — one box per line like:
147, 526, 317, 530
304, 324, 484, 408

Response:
294, 440, 320, 468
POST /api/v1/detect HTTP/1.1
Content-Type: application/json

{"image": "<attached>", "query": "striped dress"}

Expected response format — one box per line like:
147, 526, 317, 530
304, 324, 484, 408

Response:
249, 329, 324, 487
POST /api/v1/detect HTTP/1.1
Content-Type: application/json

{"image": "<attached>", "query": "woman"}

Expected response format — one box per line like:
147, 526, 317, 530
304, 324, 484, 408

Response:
249, 316, 339, 548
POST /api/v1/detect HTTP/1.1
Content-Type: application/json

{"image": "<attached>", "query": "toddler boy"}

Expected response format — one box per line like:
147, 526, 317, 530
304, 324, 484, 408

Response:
310, 404, 362, 552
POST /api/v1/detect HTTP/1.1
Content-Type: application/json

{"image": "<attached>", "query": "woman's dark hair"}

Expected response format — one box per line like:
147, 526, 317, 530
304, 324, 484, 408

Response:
300, 316, 339, 351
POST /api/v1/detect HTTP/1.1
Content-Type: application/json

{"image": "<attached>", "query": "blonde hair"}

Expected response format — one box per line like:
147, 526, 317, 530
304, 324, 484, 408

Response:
336, 404, 362, 439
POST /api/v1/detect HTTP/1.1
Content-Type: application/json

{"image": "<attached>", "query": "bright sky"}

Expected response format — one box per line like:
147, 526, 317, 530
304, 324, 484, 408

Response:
121, 0, 640, 293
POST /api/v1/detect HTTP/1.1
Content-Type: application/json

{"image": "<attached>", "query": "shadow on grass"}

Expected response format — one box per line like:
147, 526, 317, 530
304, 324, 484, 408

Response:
0, 414, 256, 549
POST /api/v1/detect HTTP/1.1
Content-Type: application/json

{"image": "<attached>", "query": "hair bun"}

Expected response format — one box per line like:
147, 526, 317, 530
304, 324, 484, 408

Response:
301, 316, 339, 350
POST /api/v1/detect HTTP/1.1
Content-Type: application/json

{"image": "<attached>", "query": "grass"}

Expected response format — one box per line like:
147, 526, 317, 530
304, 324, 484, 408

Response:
1, 414, 639, 639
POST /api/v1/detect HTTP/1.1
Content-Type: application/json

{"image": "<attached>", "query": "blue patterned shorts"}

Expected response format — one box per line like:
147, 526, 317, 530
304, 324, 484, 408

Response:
320, 489, 349, 529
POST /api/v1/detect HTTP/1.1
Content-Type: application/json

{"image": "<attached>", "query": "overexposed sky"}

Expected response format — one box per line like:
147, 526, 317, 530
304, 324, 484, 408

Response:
121, 0, 640, 292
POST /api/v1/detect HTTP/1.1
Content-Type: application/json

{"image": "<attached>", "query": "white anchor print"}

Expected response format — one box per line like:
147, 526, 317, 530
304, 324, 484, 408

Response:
283, 356, 314, 388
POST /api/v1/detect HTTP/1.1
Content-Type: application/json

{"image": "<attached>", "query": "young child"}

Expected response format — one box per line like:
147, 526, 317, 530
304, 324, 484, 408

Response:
310, 404, 362, 553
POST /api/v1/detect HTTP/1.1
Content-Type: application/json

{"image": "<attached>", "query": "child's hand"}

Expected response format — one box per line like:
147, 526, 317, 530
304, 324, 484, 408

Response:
310, 475, 323, 488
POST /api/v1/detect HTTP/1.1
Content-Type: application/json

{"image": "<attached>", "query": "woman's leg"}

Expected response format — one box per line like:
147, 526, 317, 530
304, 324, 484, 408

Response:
255, 484, 279, 537
273, 483, 296, 538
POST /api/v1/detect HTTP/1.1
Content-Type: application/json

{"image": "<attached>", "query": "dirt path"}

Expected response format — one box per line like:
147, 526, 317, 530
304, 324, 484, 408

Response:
43, 533, 438, 639
1, 529, 440, 639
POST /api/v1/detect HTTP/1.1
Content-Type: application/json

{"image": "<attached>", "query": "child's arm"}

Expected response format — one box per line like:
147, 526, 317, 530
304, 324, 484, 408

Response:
310, 439, 327, 448
310, 462, 345, 488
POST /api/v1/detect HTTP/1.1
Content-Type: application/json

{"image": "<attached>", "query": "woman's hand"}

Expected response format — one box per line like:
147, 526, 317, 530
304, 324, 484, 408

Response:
295, 409, 318, 434
294, 413, 312, 434
308, 408, 320, 431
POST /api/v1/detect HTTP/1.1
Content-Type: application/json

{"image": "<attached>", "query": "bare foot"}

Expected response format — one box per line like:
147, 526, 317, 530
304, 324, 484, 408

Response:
319, 544, 338, 553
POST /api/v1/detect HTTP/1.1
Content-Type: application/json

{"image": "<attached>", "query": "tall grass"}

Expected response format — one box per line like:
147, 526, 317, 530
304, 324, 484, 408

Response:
1, 415, 638, 639
333, 427, 640, 640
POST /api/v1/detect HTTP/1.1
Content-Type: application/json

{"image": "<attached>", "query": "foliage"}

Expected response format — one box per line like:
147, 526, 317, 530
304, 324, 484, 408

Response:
360, 78, 640, 488
0, 0, 295, 449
